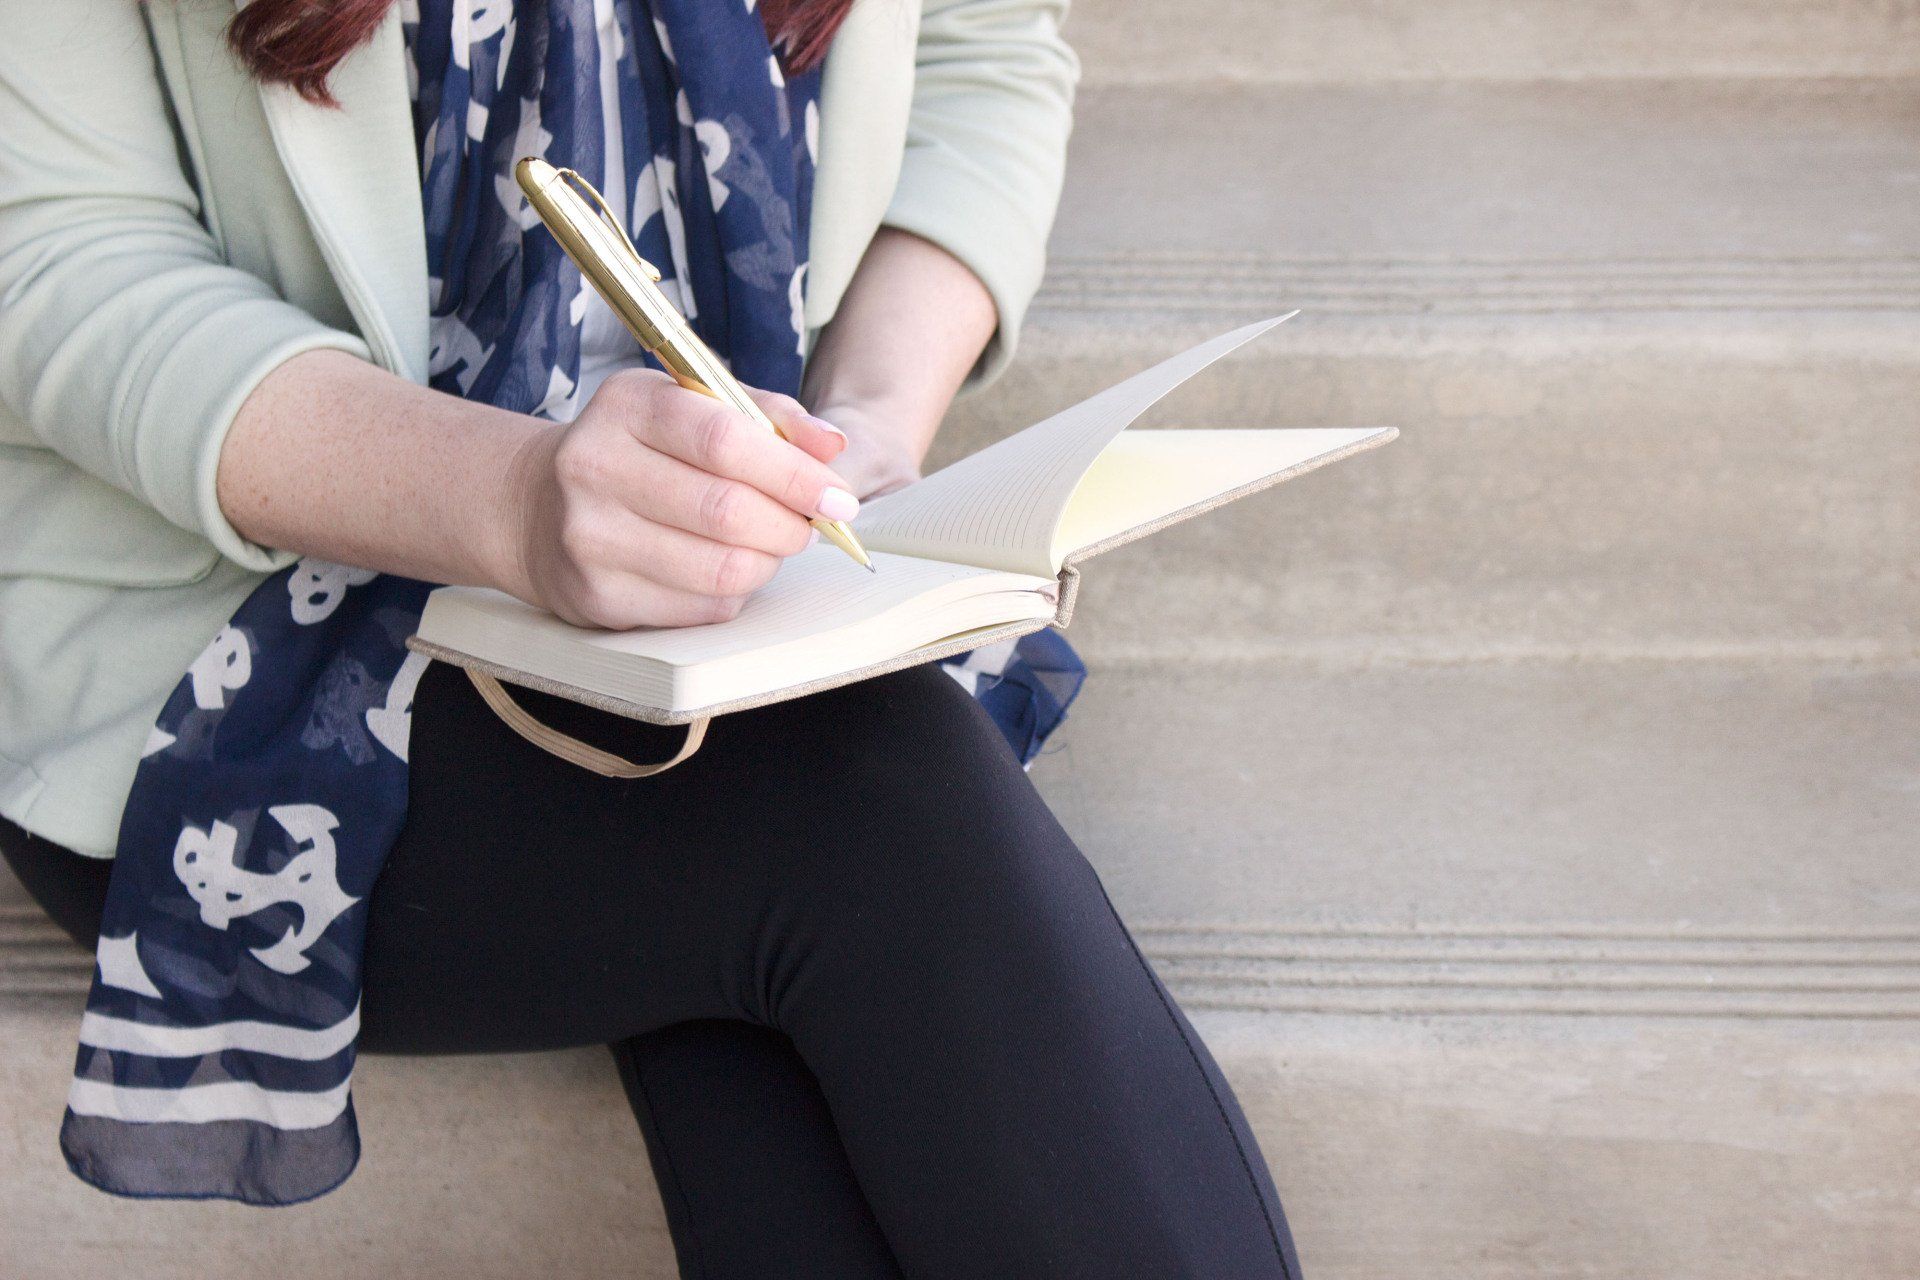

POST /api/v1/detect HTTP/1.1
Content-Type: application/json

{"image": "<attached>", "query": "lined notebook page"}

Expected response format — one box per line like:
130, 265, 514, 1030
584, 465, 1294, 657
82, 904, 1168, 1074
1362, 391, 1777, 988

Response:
854, 315, 1295, 576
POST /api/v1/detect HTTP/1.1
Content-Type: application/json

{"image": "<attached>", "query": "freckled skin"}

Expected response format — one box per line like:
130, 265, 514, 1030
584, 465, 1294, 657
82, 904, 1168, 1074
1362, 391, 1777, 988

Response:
215, 229, 996, 626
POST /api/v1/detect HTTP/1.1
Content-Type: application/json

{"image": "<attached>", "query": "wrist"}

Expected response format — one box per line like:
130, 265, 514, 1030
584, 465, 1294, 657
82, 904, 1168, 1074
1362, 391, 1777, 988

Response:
809, 400, 928, 498
483, 419, 556, 603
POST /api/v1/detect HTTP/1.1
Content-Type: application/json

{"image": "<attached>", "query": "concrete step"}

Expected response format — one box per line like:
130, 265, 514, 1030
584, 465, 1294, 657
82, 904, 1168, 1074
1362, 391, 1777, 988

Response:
0, 998, 679, 1279
1065, 0, 1920, 87
3, 998, 1915, 1279
3, 659, 1915, 1276
940, 79, 1920, 659
1042, 657, 1920, 1273
1042, 659, 1919, 941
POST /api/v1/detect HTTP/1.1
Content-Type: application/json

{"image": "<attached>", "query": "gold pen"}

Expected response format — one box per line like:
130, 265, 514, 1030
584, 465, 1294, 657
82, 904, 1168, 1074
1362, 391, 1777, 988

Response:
514, 156, 875, 572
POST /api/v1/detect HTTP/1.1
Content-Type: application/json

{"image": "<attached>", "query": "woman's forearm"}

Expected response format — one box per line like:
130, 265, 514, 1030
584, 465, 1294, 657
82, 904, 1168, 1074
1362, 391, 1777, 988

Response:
216, 349, 541, 592
214, 347, 857, 630
800, 228, 999, 495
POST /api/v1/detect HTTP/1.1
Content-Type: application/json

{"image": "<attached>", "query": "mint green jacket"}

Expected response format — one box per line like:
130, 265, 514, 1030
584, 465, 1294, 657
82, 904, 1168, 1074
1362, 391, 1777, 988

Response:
0, 0, 1077, 857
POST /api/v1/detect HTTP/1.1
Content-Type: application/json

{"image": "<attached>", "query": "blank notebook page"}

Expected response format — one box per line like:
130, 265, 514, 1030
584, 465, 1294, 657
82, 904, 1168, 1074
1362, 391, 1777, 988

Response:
854, 316, 1293, 577
1049, 427, 1396, 565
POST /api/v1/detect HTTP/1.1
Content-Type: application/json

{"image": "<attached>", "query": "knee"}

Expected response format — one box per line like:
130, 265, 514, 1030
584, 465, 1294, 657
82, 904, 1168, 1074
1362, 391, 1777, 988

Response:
735, 664, 1116, 996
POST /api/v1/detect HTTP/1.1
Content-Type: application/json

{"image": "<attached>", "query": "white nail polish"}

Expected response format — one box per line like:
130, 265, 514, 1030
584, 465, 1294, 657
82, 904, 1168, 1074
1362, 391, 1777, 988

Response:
807, 414, 848, 441
807, 528, 821, 548
818, 487, 860, 522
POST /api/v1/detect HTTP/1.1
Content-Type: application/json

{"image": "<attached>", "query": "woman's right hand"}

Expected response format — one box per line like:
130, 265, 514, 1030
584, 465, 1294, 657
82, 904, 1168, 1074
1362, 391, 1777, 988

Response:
504, 368, 860, 631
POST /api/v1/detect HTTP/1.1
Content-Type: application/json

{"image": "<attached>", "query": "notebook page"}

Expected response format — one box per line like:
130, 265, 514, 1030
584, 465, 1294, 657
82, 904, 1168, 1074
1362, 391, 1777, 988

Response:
853, 314, 1296, 577
416, 546, 1059, 708
429, 547, 1046, 666
1049, 428, 1397, 565
589, 547, 1050, 665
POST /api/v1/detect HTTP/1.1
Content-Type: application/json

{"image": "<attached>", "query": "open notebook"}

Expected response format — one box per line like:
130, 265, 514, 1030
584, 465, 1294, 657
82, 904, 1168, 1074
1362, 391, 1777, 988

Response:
409, 316, 1397, 724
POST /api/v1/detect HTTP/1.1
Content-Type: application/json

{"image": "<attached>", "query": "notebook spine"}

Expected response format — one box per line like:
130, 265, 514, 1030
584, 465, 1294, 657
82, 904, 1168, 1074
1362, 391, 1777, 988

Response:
1053, 564, 1082, 628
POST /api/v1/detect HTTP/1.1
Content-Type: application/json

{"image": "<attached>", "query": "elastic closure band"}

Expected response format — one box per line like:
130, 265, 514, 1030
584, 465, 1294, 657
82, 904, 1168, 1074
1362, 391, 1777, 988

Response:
466, 668, 708, 778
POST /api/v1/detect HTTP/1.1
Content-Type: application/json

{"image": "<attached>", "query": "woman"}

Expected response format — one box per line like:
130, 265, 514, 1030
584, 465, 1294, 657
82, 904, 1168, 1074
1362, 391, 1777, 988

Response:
0, 0, 1302, 1275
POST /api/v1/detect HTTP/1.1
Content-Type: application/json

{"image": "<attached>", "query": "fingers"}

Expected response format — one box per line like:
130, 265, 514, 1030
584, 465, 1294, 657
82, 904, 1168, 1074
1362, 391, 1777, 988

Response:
542, 373, 856, 632
558, 571, 754, 631
603, 371, 858, 523
561, 501, 788, 599
748, 387, 847, 464
566, 430, 814, 557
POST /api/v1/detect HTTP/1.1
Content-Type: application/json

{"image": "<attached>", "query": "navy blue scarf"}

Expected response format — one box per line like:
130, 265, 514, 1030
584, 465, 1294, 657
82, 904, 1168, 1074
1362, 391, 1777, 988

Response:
60, 0, 1080, 1207
411, 0, 817, 409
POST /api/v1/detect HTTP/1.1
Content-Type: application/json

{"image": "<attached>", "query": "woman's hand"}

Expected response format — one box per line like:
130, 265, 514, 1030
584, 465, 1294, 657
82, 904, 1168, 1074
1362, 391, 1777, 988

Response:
806, 402, 924, 499
216, 228, 995, 617
504, 369, 858, 630
799, 228, 999, 502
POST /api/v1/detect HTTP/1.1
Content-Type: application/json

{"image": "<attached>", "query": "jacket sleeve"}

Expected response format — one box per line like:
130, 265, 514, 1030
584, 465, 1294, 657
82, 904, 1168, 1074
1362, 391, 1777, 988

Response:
0, 0, 370, 573
880, 0, 1079, 391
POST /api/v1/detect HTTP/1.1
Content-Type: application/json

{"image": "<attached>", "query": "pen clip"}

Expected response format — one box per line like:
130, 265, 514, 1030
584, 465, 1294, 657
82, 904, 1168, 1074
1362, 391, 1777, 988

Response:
553, 166, 663, 284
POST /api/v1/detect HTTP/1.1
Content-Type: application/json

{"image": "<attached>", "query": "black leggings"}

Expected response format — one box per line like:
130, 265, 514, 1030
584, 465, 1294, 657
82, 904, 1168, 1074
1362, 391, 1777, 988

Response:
3, 658, 1299, 1279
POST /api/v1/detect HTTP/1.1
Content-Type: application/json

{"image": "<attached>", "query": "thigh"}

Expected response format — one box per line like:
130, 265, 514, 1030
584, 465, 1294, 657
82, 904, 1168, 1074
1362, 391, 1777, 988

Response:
358, 656, 1021, 1055
605, 666, 1305, 1279
358, 657, 727, 1053
614, 1022, 902, 1280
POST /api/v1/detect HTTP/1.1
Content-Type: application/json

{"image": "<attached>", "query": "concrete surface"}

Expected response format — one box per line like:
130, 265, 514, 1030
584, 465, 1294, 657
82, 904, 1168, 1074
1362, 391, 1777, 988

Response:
938, 80, 1920, 659
1042, 661, 1920, 940
6, 963, 1918, 1278
1042, 81, 1920, 261
1066, 0, 1920, 85
0, 999, 677, 1280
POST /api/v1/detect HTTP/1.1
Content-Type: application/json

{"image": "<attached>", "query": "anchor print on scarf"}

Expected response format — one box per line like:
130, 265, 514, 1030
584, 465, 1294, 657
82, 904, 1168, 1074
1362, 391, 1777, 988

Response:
174, 804, 359, 976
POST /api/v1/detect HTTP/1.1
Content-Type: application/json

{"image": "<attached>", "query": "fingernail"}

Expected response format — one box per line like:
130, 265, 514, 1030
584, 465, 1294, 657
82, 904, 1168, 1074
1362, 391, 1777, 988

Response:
818, 486, 860, 522
805, 415, 848, 442
807, 528, 820, 548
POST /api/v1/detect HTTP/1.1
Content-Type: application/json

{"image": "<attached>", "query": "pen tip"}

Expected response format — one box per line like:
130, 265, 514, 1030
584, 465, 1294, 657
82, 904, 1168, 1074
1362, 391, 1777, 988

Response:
864, 559, 878, 574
